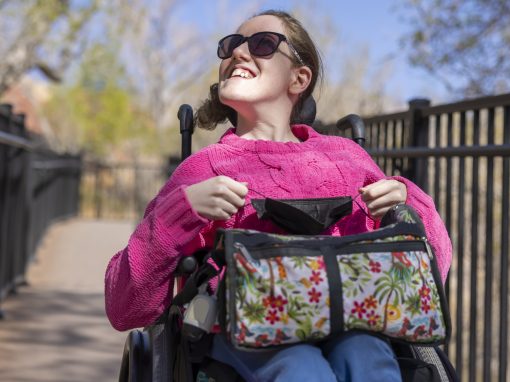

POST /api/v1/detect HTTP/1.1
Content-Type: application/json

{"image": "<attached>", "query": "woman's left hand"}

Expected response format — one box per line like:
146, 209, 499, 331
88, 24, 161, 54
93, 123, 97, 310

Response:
359, 179, 407, 219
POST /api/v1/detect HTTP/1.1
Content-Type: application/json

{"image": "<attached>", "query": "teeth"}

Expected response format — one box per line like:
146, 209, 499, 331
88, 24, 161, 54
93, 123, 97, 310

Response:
231, 68, 253, 79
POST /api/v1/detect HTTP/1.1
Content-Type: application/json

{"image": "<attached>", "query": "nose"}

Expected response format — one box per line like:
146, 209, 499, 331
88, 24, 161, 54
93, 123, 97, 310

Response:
231, 40, 251, 61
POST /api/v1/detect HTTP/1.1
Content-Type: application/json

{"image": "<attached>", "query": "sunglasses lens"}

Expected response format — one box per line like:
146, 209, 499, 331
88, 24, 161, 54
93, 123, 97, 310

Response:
249, 33, 280, 56
218, 34, 244, 58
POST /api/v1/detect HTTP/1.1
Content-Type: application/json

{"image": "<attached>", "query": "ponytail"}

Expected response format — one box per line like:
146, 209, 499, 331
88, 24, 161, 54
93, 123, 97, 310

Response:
194, 83, 237, 130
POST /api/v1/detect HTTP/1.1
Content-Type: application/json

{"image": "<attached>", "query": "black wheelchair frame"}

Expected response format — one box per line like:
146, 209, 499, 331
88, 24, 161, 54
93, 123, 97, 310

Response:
117, 99, 459, 382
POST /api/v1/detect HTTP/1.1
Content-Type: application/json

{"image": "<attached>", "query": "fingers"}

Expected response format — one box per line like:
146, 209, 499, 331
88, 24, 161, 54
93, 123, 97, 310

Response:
185, 175, 250, 221
367, 201, 397, 219
360, 180, 392, 200
211, 176, 248, 208
359, 180, 407, 219
360, 180, 406, 203
211, 198, 239, 220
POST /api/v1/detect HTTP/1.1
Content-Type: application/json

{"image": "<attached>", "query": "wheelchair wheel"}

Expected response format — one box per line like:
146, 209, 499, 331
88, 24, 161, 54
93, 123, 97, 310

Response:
118, 329, 152, 382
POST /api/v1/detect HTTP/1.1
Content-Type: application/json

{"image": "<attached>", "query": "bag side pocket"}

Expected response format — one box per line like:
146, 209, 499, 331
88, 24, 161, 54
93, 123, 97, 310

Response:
398, 357, 442, 382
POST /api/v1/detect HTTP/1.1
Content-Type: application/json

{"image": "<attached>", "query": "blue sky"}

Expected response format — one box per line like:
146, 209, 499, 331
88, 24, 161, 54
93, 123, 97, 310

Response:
172, 0, 450, 106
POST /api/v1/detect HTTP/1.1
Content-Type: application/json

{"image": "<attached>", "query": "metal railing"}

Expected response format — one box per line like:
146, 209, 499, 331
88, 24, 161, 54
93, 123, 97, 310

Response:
79, 160, 173, 221
327, 93, 510, 382
0, 104, 81, 308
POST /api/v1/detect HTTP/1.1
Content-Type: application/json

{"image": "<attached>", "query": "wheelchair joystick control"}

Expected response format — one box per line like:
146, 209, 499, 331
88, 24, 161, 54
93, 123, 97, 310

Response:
182, 285, 218, 342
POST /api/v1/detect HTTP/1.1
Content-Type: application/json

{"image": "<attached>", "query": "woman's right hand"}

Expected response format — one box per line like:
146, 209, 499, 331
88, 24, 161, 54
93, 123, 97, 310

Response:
184, 176, 248, 220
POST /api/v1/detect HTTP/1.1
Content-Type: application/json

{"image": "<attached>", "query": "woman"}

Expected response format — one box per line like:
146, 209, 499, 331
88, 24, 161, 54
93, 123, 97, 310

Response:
105, 10, 452, 382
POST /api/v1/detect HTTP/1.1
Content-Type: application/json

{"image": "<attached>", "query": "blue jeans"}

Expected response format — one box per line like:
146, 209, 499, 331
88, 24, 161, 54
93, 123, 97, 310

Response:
209, 332, 402, 382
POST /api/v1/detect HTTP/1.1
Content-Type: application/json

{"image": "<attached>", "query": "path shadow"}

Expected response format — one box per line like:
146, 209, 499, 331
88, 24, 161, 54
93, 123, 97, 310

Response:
0, 287, 127, 382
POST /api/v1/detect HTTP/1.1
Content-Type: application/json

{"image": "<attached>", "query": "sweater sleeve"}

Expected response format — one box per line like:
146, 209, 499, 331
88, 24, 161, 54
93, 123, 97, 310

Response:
343, 139, 453, 284
104, 150, 217, 331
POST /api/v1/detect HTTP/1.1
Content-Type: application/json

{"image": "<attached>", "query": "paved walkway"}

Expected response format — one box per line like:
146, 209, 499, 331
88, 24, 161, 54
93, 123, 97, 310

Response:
0, 218, 135, 382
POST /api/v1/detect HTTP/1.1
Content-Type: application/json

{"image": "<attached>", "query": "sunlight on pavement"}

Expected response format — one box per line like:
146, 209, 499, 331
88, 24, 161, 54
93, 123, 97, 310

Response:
0, 218, 135, 382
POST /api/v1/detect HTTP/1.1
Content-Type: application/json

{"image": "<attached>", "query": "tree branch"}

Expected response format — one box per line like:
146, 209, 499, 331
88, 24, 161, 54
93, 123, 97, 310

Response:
34, 61, 62, 82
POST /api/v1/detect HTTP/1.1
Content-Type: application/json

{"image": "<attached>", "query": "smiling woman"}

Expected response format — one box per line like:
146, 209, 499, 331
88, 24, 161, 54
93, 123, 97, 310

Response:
104, 9, 452, 382
195, 9, 323, 132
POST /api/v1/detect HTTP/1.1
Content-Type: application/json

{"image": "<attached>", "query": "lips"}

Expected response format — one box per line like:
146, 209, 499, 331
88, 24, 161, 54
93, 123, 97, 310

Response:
229, 66, 256, 79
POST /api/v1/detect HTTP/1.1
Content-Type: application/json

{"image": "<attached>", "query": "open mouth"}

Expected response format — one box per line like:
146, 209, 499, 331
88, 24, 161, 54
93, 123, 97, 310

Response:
229, 67, 256, 79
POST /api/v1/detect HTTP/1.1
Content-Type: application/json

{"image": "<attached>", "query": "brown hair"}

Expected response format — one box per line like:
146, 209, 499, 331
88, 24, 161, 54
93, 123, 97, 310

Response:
195, 10, 323, 130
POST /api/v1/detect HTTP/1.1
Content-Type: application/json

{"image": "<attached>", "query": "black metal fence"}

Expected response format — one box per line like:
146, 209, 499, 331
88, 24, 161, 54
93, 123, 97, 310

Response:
324, 94, 510, 382
79, 159, 173, 221
0, 104, 81, 308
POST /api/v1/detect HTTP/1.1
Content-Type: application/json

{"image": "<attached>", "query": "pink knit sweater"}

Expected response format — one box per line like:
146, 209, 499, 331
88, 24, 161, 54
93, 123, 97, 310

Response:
105, 124, 452, 331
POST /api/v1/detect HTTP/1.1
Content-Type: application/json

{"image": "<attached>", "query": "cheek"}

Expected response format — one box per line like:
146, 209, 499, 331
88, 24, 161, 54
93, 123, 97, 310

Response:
219, 61, 229, 80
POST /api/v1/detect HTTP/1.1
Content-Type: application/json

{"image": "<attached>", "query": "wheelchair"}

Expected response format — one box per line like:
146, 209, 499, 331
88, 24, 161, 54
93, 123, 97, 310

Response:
117, 98, 459, 382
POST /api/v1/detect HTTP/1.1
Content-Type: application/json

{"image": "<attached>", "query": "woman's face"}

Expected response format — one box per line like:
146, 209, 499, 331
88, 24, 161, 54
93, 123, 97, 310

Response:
218, 15, 297, 114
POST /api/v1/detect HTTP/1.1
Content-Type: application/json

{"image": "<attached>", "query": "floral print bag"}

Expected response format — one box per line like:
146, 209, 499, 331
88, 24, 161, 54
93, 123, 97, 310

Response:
215, 219, 451, 351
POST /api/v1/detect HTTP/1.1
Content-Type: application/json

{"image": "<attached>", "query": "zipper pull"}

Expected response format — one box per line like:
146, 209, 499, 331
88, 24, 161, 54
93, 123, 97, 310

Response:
422, 237, 435, 260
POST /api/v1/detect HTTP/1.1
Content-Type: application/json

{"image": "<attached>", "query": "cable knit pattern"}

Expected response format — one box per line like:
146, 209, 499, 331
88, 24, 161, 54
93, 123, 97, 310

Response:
105, 124, 452, 331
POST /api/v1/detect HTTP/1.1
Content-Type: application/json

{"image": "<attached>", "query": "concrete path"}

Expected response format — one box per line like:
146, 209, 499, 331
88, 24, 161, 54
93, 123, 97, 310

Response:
0, 218, 136, 382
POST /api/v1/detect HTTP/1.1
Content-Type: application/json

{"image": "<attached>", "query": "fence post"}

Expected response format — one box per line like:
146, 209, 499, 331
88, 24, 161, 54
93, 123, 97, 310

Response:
14, 113, 31, 288
94, 162, 102, 219
408, 98, 431, 192
0, 104, 13, 317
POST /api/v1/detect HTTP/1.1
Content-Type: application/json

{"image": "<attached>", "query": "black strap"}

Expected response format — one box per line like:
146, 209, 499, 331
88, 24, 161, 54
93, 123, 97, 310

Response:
172, 261, 220, 307
209, 249, 226, 268
173, 336, 193, 382
166, 305, 183, 382
435, 346, 460, 382
199, 357, 242, 382
321, 246, 344, 334
398, 357, 442, 382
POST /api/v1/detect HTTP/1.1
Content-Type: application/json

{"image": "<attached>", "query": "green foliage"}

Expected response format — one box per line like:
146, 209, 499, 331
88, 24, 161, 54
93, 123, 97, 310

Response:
242, 299, 265, 324
43, 43, 158, 158
405, 293, 421, 316
295, 316, 313, 341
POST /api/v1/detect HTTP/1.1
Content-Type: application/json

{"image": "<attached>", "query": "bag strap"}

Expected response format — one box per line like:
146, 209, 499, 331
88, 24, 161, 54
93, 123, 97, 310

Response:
172, 257, 221, 307
163, 252, 224, 381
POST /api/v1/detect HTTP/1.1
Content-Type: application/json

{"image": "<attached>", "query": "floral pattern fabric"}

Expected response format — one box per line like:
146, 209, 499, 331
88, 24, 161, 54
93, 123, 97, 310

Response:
228, 253, 331, 348
339, 250, 446, 343
223, 230, 448, 349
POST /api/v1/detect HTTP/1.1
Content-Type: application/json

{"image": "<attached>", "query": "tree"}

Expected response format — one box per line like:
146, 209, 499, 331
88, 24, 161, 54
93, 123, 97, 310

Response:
0, 0, 99, 96
43, 43, 158, 158
92, 0, 270, 155
316, 47, 397, 123
400, 0, 510, 97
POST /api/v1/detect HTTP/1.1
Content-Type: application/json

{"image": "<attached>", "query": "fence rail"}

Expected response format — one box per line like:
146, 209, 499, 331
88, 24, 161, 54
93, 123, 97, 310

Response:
79, 160, 171, 221
0, 104, 81, 310
326, 93, 510, 382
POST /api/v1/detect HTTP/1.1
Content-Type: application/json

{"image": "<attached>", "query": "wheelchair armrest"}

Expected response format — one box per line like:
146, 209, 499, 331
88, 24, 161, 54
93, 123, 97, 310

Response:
118, 330, 152, 382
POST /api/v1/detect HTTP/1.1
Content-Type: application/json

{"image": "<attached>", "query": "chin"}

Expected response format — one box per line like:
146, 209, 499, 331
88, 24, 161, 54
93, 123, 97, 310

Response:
219, 89, 252, 109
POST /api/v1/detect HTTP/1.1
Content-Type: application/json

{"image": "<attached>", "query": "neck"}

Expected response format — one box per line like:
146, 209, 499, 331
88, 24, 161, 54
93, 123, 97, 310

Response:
234, 104, 300, 143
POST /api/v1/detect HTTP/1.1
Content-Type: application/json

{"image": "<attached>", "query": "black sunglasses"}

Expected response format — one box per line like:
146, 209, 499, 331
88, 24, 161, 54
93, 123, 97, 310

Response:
217, 31, 305, 65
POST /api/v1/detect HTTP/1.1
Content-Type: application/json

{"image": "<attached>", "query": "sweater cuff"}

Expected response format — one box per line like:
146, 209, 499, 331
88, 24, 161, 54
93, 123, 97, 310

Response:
154, 185, 209, 229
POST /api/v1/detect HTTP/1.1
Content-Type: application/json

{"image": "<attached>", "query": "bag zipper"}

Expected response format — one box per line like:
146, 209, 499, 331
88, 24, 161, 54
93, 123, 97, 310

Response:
232, 239, 431, 261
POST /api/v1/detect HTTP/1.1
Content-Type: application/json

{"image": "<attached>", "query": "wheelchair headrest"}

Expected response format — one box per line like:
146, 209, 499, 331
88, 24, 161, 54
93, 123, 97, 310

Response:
226, 96, 317, 127
291, 96, 316, 125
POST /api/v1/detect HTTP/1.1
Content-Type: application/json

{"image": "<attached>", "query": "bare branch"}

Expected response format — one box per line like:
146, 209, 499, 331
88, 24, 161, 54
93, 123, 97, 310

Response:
34, 61, 62, 82
401, 0, 510, 96
0, 0, 98, 96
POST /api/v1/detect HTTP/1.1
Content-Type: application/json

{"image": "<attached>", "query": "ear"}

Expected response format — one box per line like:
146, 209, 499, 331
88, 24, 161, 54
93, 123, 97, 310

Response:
289, 66, 312, 96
